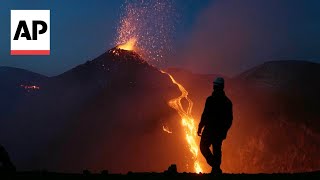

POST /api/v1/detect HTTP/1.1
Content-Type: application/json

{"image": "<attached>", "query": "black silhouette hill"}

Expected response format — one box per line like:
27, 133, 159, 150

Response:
234, 60, 320, 131
0, 67, 47, 119
238, 60, 320, 89
230, 61, 320, 173
0, 66, 47, 83
0, 47, 182, 173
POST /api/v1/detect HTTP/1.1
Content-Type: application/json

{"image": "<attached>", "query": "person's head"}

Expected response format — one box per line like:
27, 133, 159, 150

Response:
213, 77, 224, 91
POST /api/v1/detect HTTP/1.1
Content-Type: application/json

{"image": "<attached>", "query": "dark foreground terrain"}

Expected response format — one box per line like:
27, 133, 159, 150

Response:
1, 171, 320, 180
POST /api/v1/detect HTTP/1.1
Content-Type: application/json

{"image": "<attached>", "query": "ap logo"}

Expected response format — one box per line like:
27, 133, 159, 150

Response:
11, 10, 50, 55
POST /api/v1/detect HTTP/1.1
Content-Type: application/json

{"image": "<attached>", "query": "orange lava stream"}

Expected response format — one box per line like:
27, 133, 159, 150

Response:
161, 70, 203, 173
115, 38, 202, 173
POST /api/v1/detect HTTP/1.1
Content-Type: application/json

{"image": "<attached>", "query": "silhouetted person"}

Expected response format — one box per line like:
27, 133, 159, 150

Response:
197, 77, 233, 174
0, 145, 16, 173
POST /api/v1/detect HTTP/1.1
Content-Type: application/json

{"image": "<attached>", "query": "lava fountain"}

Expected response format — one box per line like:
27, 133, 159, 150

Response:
117, 37, 137, 51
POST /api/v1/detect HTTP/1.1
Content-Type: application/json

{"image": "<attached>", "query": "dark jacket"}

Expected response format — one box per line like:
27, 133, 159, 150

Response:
199, 90, 233, 139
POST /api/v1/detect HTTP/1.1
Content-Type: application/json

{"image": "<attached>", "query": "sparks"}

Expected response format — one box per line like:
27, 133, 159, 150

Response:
162, 125, 173, 134
161, 70, 203, 173
115, 0, 176, 64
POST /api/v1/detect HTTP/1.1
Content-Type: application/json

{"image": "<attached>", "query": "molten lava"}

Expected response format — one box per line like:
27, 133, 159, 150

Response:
162, 125, 173, 134
160, 70, 203, 173
115, 37, 203, 173
117, 37, 137, 51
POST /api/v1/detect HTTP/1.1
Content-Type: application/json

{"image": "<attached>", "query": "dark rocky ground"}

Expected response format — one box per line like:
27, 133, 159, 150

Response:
1, 171, 320, 180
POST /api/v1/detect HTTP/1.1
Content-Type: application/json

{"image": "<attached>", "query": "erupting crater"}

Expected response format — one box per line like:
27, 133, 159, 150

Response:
116, 37, 137, 51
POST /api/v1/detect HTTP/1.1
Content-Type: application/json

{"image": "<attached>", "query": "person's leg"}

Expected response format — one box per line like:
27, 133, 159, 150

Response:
200, 135, 214, 167
211, 139, 223, 174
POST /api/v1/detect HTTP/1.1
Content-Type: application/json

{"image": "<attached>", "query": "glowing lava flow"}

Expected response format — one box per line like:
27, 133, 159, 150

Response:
115, 38, 202, 173
160, 70, 203, 173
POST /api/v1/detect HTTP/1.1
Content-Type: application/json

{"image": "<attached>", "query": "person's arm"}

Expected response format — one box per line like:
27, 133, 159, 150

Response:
197, 97, 210, 136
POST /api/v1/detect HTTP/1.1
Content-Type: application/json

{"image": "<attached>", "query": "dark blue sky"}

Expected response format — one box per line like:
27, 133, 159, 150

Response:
0, 0, 211, 76
1, 0, 320, 76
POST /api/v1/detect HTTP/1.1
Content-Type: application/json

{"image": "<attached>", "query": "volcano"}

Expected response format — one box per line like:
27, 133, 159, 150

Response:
1, 50, 320, 174
0, 47, 186, 173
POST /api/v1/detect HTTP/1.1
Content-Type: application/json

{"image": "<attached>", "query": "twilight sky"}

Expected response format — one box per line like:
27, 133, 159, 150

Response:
0, 0, 320, 77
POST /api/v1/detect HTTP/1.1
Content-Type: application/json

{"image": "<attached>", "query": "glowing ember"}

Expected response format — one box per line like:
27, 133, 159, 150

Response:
117, 37, 137, 51
20, 85, 40, 90
161, 70, 203, 173
162, 125, 173, 134
115, 0, 176, 64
